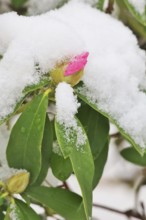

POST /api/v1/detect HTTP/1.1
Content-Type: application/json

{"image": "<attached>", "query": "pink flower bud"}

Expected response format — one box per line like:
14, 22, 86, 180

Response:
50, 52, 89, 87
64, 52, 89, 76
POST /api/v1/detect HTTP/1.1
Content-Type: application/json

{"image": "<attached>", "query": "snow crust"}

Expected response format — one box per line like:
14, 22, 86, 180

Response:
128, 0, 146, 14
0, 2, 146, 148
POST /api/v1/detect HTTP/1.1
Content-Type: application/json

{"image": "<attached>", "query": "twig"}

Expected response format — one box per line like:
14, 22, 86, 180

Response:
110, 132, 120, 138
57, 182, 71, 190
93, 203, 143, 219
105, 0, 114, 14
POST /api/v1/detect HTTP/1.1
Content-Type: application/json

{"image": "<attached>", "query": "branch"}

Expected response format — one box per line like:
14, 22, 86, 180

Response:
93, 203, 144, 220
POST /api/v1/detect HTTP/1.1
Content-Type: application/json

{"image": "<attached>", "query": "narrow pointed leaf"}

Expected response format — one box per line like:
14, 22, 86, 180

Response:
51, 153, 72, 181
26, 186, 86, 220
35, 115, 54, 185
123, 0, 146, 26
7, 91, 49, 184
121, 147, 146, 166
77, 102, 109, 158
93, 140, 109, 189
55, 118, 94, 219
97, 0, 105, 10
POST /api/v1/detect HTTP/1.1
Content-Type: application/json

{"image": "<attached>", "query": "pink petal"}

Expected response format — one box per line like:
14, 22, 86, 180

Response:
64, 52, 89, 76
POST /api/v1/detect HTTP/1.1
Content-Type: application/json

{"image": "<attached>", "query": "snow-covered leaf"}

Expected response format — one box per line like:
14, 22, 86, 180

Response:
5, 200, 40, 220
77, 92, 144, 155
55, 117, 94, 219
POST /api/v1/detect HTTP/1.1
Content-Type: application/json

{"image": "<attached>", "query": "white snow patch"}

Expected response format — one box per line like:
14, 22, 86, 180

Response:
0, 164, 27, 182
128, 0, 146, 14
0, 2, 146, 149
55, 82, 80, 127
9, 204, 18, 220
55, 82, 86, 148
52, 141, 62, 156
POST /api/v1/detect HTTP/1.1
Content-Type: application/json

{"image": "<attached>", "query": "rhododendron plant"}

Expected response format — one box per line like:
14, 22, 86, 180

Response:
0, 0, 146, 220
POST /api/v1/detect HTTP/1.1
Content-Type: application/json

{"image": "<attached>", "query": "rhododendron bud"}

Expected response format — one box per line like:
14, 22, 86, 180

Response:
6, 172, 30, 194
50, 52, 89, 86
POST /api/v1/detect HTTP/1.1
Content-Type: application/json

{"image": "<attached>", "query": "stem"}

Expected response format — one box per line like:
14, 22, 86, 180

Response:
110, 132, 120, 138
106, 0, 114, 14
63, 182, 70, 190
57, 182, 71, 190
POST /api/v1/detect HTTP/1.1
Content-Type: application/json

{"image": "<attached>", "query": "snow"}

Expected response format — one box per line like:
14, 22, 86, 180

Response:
55, 82, 80, 127
55, 82, 86, 148
0, 1, 146, 150
52, 140, 63, 156
56, 2, 146, 148
128, 0, 146, 14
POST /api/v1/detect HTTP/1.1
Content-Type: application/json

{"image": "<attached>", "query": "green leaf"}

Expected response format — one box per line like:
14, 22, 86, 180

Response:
77, 102, 109, 158
0, 209, 4, 220
121, 147, 146, 166
7, 91, 49, 184
51, 152, 72, 181
15, 199, 41, 220
26, 186, 86, 220
55, 118, 94, 219
123, 0, 146, 26
34, 115, 54, 185
55, 122, 75, 158
96, 0, 105, 10
93, 140, 109, 189
23, 77, 50, 95
116, 0, 146, 39
0, 198, 4, 206
5, 199, 40, 220
11, 0, 28, 9
77, 92, 143, 155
